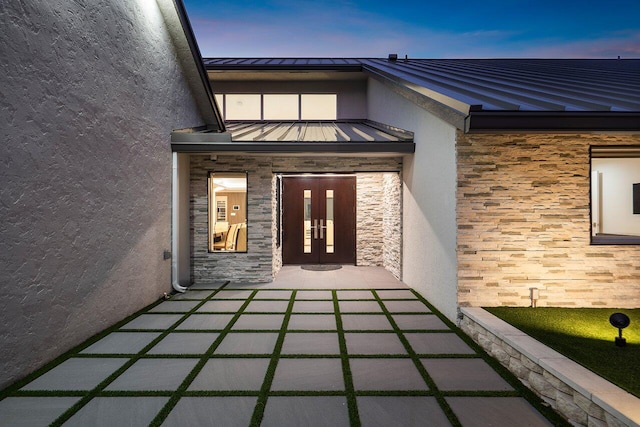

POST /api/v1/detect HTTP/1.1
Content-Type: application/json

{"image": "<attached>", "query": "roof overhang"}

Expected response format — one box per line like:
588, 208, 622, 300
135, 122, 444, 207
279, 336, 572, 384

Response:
156, 0, 225, 131
202, 58, 640, 133
466, 111, 640, 132
171, 120, 415, 155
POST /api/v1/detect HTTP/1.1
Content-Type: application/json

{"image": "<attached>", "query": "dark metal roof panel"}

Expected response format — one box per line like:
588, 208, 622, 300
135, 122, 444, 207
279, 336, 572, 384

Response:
361, 59, 640, 112
224, 120, 413, 142
171, 120, 415, 153
205, 58, 640, 113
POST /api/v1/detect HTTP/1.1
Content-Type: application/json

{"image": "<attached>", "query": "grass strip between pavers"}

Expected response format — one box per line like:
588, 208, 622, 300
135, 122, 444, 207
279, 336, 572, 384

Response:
372, 290, 463, 427
0, 295, 175, 400
247, 290, 297, 427
42, 283, 230, 426
2, 285, 573, 427
409, 290, 572, 427
333, 290, 361, 427
147, 287, 259, 426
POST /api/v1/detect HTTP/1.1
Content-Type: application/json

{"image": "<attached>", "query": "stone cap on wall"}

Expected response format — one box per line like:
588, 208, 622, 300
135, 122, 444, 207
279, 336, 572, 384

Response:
460, 307, 640, 426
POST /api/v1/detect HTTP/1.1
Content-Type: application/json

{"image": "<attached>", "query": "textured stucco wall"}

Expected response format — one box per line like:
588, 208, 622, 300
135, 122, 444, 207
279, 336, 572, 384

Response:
0, 1, 203, 389
457, 132, 640, 308
368, 78, 459, 321
191, 155, 402, 283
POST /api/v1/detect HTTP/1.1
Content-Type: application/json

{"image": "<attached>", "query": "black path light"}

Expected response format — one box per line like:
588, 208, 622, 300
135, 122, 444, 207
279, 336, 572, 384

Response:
609, 313, 631, 347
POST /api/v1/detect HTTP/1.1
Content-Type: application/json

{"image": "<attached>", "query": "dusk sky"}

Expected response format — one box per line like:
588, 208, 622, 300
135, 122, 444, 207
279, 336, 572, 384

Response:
183, 0, 640, 59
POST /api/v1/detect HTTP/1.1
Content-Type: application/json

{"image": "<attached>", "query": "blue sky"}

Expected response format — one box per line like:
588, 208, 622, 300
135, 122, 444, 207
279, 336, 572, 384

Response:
183, 0, 640, 58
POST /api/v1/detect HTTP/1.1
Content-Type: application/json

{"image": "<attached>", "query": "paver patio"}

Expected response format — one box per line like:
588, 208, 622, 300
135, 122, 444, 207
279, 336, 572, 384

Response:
0, 267, 564, 426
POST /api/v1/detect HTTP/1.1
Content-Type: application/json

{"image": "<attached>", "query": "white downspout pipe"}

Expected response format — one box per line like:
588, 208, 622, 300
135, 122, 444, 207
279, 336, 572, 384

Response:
172, 152, 188, 293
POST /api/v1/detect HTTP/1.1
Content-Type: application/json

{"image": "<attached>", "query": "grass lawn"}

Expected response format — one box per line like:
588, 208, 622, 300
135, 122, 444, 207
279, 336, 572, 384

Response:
484, 307, 640, 398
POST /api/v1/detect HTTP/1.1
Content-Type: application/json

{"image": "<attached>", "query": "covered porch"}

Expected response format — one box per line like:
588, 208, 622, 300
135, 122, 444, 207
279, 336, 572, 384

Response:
170, 120, 415, 288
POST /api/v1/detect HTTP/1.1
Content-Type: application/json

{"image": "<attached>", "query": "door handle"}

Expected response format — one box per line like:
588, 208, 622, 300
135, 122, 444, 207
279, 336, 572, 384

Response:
319, 219, 324, 239
313, 219, 318, 239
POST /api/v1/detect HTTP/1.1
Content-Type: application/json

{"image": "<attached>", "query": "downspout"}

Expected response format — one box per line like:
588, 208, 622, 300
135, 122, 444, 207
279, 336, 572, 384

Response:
172, 152, 187, 293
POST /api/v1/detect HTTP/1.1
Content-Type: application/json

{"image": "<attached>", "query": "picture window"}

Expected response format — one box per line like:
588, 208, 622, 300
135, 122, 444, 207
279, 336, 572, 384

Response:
590, 146, 640, 245
209, 172, 248, 252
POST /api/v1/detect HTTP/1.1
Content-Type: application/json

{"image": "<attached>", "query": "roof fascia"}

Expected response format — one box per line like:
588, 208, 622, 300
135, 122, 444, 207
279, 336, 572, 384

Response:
467, 111, 640, 132
205, 63, 363, 72
170, 141, 415, 154
156, 0, 226, 132
362, 65, 470, 131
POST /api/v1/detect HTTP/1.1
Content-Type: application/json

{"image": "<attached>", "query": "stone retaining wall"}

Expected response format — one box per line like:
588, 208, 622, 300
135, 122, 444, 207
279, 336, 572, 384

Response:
460, 307, 640, 427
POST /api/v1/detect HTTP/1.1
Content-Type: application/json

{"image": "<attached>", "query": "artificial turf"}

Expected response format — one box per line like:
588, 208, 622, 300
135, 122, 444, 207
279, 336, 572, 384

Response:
484, 307, 640, 398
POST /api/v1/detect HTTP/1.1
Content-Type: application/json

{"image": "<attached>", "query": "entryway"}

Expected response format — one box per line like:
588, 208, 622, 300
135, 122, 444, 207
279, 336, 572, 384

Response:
282, 175, 356, 265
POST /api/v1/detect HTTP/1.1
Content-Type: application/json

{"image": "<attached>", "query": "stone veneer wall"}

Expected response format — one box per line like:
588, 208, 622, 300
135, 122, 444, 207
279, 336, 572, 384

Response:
272, 174, 283, 276
355, 172, 402, 279
191, 155, 402, 283
383, 173, 403, 279
191, 156, 274, 283
456, 132, 640, 308
356, 173, 385, 267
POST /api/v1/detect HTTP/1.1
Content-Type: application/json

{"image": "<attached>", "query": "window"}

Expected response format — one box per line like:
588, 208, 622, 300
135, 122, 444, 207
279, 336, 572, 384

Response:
263, 94, 299, 120
216, 94, 337, 120
225, 94, 261, 120
301, 94, 337, 119
209, 172, 248, 252
591, 146, 640, 244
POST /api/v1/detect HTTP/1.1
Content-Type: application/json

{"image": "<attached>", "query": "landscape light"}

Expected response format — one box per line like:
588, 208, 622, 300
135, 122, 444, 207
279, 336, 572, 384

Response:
609, 313, 630, 347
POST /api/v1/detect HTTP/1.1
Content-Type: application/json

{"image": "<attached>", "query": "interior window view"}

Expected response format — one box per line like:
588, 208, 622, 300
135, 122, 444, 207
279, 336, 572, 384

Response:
208, 172, 248, 252
591, 146, 640, 244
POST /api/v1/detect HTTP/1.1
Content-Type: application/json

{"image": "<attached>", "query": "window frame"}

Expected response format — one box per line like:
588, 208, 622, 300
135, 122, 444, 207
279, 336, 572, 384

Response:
208, 171, 248, 253
216, 93, 338, 121
590, 146, 640, 245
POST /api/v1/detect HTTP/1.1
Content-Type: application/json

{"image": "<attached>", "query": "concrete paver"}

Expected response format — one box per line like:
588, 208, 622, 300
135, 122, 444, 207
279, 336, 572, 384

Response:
0, 267, 562, 427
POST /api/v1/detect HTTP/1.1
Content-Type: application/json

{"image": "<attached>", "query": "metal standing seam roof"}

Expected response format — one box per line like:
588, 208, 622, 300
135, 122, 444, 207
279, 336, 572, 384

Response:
171, 120, 415, 153
225, 120, 412, 142
205, 58, 640, 113
205, 58, 640, 131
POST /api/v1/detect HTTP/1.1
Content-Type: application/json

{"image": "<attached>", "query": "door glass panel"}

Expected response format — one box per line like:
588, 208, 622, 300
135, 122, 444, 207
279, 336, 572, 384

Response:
326, 190, 334, 253
304, 190, 312, 253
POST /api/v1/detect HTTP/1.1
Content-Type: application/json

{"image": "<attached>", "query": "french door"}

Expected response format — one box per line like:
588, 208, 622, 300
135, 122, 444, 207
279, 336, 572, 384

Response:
282, 176, 356, 264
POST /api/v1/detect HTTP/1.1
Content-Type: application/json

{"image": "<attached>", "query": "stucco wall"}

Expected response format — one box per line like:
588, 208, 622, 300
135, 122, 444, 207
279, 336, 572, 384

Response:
0, 1, 204, 389
367, 78, 459, 321
457, 132, 640, 308
191, 155, 402, 283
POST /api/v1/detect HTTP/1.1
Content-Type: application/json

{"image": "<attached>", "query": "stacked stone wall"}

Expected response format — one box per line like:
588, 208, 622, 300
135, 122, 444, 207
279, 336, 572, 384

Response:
456, 132, 640, 308
357, 173, 385, 266
383, 173, 402, 279
191, 155, 402, 283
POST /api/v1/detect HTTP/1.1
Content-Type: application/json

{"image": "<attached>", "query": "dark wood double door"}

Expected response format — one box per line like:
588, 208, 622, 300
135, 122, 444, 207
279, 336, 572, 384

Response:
282, 176, 356, 265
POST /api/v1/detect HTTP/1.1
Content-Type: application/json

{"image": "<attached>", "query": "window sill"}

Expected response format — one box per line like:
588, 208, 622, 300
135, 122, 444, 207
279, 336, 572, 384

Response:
591, 234, 640, 245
